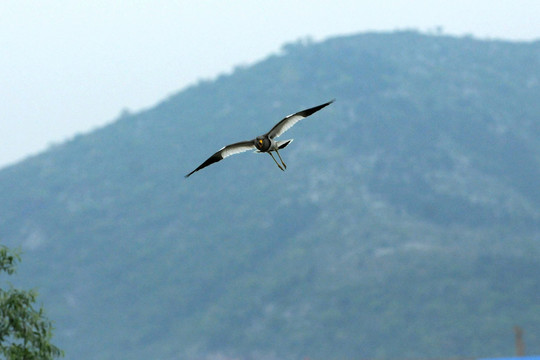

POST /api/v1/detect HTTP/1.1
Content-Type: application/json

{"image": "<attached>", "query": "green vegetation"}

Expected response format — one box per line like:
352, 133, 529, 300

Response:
0, 31, 539, 359
0, 246, 63, 359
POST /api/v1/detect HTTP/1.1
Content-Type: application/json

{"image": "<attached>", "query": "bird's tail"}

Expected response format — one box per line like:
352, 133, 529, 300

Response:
277, 139, 293, 149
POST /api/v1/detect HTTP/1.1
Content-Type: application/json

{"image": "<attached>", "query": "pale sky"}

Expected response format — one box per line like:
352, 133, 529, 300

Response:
1, 1, 539, 169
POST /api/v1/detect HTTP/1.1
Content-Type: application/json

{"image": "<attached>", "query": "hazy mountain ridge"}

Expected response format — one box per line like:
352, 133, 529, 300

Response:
1, 31, 539, 359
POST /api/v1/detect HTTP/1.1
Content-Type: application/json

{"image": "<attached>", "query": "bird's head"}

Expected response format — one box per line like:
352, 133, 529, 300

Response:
255, 136, 265, 150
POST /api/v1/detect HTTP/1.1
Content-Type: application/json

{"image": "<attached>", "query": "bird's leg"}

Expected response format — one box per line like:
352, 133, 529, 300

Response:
268, 152, 284, 171
274, 148, 287, 169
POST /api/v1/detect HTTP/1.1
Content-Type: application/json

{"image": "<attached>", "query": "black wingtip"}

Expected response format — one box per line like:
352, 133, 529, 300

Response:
298, 99, 335, 118
324, 99, 336, 107
185, 166, 202, 178
185, 167, 201, 178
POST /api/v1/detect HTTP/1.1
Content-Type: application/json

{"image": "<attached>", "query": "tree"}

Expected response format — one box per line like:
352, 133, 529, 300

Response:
0, 245, 63, 359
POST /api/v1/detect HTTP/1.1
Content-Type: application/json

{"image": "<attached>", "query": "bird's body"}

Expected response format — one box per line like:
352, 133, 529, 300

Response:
185, 100, 334, 178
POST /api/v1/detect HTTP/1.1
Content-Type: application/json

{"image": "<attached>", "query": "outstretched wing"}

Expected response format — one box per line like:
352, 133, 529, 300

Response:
266, 100, 334, 139
185, 140, 255, 178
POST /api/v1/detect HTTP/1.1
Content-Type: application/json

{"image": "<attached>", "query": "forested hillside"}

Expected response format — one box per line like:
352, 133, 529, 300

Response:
1, 31, 539, 359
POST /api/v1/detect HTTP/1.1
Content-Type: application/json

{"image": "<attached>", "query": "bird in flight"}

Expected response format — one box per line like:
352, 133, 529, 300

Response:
185, 100, 334, 178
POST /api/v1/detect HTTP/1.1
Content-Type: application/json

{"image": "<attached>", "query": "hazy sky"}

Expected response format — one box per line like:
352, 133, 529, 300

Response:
2, 1, 539, 168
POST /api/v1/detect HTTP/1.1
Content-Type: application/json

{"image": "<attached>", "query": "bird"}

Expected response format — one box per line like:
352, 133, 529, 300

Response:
185, 99, 334, 178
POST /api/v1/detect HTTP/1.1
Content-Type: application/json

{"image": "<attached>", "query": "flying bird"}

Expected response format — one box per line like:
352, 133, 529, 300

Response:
185, 100, 334, 178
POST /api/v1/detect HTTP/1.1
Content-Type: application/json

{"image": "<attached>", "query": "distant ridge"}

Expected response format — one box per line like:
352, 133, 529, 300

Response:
0, 31, 539, 359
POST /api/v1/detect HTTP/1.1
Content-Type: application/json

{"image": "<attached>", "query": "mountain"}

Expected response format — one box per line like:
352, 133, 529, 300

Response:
1, 31, 539, 360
